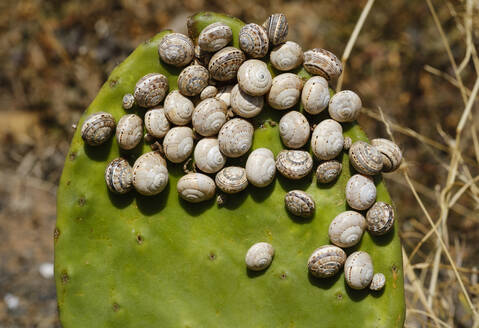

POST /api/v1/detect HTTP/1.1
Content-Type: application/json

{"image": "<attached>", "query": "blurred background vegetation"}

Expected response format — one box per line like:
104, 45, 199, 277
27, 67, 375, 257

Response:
0, 0, 478, 327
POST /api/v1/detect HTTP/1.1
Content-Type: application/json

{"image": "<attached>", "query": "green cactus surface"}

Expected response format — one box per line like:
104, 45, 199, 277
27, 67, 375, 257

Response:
55, 12, 405, 327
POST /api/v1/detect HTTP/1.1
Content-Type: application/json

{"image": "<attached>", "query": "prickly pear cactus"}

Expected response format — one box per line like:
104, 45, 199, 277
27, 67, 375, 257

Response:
55, 12, 405, 327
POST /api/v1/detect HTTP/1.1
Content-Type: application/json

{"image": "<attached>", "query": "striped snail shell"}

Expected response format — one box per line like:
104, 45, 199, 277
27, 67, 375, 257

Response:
132, 151, 169, 196
276, 150, 313, 180
328, 211, 367, 248
122, 93, 135, 110
158, 33, 194, 67
230, 84, 264, 118
349, 141, 383, 175
316, 160, 342, 184
237, 59, 272, 96
366, 201, 395, 236
163, 90, 194, 126
81, 112, 115, 146
270, 41, 303, 71
194, 138, 226, 174
245, 148, 276, 187
198, 22, 233, 52
344, 251, 374, 290
144, 107, 170, 138
218, 118, 254, 158
279, 111, 310, 149
345, 174, 376, 211
200, 85, 218, 100
303, 48, 342, 81
370, 273, 386, 291
177, 173, 216, 203
239, 23, 269, 58
308, 245, 347, 278
105, 158, 133, 194
177, 65, 209, 97
328, 90, 362, 122
371, 138, 402, 172
116, 114, 143, 150
301, 76, 330, 115
284, 190, 315, 218
262, 13, 288, 46
245, 242, 274, 271
208, 46, 245, 81
267, 73, 303, 110
192, 98, 228, 137
215, 166, 248, 194
311, 119, 344, 160
133, 73, 169, 108
215, 84, 234, 107
163, 127, 194, 163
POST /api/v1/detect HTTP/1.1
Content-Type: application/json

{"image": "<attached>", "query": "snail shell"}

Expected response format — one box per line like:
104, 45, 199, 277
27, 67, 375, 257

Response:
301, 76, 330, 115
134, 73, 169, 108
262, 13, 288, 46
132, 151, 168, 196
328, 90, 362, 122
284, 190, 315, 218
116, 114, 143, 150
144, 107, 170, 138
308, 245, 347, 278
345, 174, 377, 210
239, 23, 269, 58
311, 119, 344, 160
215, 85, 234, 107
163, 90, 194, 126
192, 98, 228, 137
270, 41, 303, 71
218, 118, 254, 158
163, 127, 194, 163
267, 73, 303, 110
245, 242, 274, 271
343, 137, 352, 151
303, 48, 342, 81
230, 84, 264, 118
105, 158, 133, 194
370, 273, 386, 291
276, 150, 313, 180
177, 173, 216, 203
245, 148, 276, 187
328, 211, 367, 248
349, 141, 383, 175
81, 112, 115, 146
177, 65, 209, 97
122, 93, 135, 110
208, 46, 245, 81
316, 160, 342, 184
366, 201, 395, 235
279, 111, 310, 149
194, 45, 212, 67
371, 138, 402, 172
194, 138, 226, 174
200, 85, 218, 100
237, 59, 272, 96
158, 33, 194, 67
198, 22, 233, 52
215, 166, 248, 194
344, 251, 374, 290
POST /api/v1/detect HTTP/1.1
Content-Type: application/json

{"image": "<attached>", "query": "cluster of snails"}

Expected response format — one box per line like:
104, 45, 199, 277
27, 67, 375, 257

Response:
80, 13, 403, 291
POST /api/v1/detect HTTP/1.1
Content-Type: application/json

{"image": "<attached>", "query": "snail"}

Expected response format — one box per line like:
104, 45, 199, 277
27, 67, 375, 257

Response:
276, 150, 313, 180
301, 76, 330, 115
215, 166, 248, 194
132, 151, 169, 196
81, 112, 115, 146
267, 73, 303, 110
371, 138, 402, 172
311, 119, 344, 160
344, 251, 374, 290
279, 111, 310, 149
262, 13, 288, 45
177, 173, 216, 203
328, 90, 362, 123
208, 46, 245, 81
177, 64, 209, 97
366, 201, 395, 236
133, 73, 169, 108
194, 138, 226, 174
284, 190, 315, 218
218, 118, 254, 158
308, 245, 347, 278
200, 85, 218, 100
370, 273, 386, 291
215, 84, 234, 107
105, 158, 133, 194
245, 242, 274, 271
345, 174, 376, 211
270, 41, 303, 71
343, 137, 352, 151
328, 211, 367, 248
192, 98, 228, 137
237, 59, 272, 96
158, 32, 194, 67
245, 148, 276, 187
163, 90, 194, 126
122, 93, 135, 110
163, 127, 194, 163
303, 48, 342, 81
239, 23, 269, 58
116, 114, 143, 150
349, 141, 383, 175
198, 22, 233, 52
316, 160, 342, 184
230, 84, 264, 118
144, 107, 170, 138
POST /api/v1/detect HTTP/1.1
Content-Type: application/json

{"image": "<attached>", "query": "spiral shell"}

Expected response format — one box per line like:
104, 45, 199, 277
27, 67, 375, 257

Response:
349, 141, 383, 175
301, 76, 330, 115
200, 85, 218, 100
122, 93, 135, 110
245, 148, 276, 187
116, 114, 143, 150
144, 107, 170, 138
132, 151, 169, 196
370, 273, 386, 291
328, 90, 362, 122
134, 73, 169, 108
303, 48, 342, 81
194, 138, 226, 174
177, 173, 216, 203
230, 84, 264, 118
163, 127, 194, 163
208, 47, 245, 81
245, 242, 274, 271
163, 90, 194, 126
81, 112, 115, 146
177, 65, 209, 97
192, 98, 228, 137
344, 251, 374, 290
276, 150, 313, 180
198, 22, 233, 52
279, 111, 310, 149
262, 13, 288, 46
371, 138, 402, 172
237, 59, 272, 96
218, 118, 254, 158
215, 166, 248, 194
345, 174, 377, 211
105, 158, 133, 194
366, 202, 395, 236
270, 41, 303, 71
158, 33, 194, 67
215, 85, 234, 107
311, 119, 344, 160
328, 211, 367, 248
267, 73, 303, 110
285, 190, 315, 218
343, 137, 352, 151
239, 23, 269, 58
308, 245, 347, 278
316, 160, 342, 184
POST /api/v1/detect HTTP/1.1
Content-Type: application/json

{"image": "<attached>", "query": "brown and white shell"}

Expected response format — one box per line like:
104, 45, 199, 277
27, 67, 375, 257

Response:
177, 65, 209, 97
366, 202, 395, 235
208, 47, 245, 81
237, 59, 272, 96
345, 174, 377, 211
267, 73, 303, 110
308, 245, 347, 278
316, 160, 342, 184
343, 137, 352, 151
132, 151, 169, 196
122, 93, 135, 110
285, 190, 315, 218
311, 119, 344, 160
105, 158, 133, 194
163, 90, 194, 125
215, 85, 234, 107
194, 138, 226, 174
133, 73, 169, 108
230, 84, 264, 118
276, 150, 313, 180
144, 107, 170, 138
370, 273, 386, 291
344, 251, 374, 290
303, 48, 342, 81
245, 242, 275, 271
349, 141, 383, 175
158, 33, 194, 67
200, 85, 218, 100
163, 127, 194, 163
279, 111, 310, 149
239, 23, 269, 58
371, 138, 402, 172
192, 98, 228, 137
116, 114, 143, 150
262, 13, 288, 45
270, 41, 303, 71
177, 173, 216, 203
218, 118, 254, 158
81, 112, 115, 146
198, 22, 233, 52
328, 90, 362, 122
301, 76, 330, 115
245, 148, 276, 187
328, 211, 367, 248
215, 166, 248, 194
